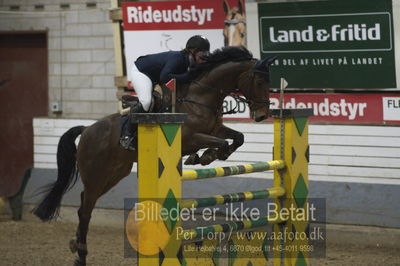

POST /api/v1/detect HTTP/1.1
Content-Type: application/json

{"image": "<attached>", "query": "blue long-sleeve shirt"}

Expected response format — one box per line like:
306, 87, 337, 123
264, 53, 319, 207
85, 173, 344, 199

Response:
135, 51, 193, 84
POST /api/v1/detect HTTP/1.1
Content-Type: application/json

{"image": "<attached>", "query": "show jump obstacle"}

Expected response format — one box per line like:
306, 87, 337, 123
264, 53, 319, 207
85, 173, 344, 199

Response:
130, 108, 313, 266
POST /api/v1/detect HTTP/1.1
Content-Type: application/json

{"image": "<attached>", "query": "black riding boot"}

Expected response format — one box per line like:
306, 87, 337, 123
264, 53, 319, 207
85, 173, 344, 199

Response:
120, 102, 145, 151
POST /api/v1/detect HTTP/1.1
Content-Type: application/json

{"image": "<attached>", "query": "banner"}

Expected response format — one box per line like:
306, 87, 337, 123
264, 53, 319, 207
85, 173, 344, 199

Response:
223, 93, 400, 125
258, 0, 396, 89
122, 0, 246, 81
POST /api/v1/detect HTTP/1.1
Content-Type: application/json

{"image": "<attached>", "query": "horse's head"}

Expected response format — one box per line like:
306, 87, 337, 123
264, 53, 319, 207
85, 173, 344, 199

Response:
238, 56, 276, 122
223, 0, 246, 46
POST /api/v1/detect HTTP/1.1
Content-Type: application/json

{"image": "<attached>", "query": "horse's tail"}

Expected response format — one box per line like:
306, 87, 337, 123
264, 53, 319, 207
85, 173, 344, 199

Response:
33, 125, 85, 221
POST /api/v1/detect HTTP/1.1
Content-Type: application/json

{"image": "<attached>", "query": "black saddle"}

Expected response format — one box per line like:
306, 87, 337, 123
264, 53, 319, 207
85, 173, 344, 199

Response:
121, 90, 168, 113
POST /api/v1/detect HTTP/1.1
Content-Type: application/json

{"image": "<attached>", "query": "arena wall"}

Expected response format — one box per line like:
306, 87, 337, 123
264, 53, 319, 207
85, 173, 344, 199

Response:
25, 118, 400, 228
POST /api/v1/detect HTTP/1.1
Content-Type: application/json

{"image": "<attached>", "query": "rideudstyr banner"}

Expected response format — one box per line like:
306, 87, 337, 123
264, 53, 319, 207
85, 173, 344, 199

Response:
122, 0, 246, 81
223, 93, 400, 125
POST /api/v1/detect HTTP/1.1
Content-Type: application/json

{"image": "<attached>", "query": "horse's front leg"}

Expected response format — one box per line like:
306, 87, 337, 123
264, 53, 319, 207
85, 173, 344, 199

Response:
214, 125, 244, 160
186, 133, 229, 165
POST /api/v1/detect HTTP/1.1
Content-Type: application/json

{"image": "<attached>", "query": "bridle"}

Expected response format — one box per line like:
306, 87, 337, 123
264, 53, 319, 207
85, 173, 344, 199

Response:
237, 69, 271, 111
224, 19, 246, 26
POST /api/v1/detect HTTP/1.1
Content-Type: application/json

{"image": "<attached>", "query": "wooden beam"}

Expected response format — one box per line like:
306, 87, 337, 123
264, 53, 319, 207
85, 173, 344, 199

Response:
115, 76, 128, 87
110, 2, 123, 78
109, 7, 122, 22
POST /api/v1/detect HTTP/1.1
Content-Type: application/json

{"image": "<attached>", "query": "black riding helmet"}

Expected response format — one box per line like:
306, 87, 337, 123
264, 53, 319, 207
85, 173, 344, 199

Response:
185, 35, 210, 52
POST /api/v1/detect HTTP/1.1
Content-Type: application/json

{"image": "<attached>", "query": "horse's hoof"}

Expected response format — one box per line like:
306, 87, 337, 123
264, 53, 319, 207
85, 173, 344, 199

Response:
69, 238, 78, 253
184, 159, 195, 165
199, 156, 214, 166
217, 153, 229, 160
217, 143, 230, 160
184, 154, 200, 165
73, 258, 86, 266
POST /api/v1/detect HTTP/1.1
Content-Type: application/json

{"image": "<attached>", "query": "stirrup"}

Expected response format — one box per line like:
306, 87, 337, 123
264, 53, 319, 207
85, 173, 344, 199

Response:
120, 136, 136, 151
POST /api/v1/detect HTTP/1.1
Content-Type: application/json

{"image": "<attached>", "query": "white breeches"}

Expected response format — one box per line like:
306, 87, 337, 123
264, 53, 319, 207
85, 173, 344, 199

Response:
130, 64, 153, 111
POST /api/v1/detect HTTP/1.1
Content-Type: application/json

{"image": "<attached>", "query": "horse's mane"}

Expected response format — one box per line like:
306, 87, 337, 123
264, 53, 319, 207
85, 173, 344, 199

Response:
203, 46, 253, 66
187, 46, 253, 80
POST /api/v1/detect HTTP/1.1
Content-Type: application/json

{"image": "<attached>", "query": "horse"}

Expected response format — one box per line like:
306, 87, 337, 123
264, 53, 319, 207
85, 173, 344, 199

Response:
33, 46, 275, 265
223, 0, 246, 46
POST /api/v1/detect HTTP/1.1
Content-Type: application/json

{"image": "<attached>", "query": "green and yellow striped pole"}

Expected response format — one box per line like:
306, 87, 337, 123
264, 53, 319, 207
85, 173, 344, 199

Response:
129, 113, 186, 266
182, 160, 285, 180
180, 186, 285, 209
272, 109, 313, 266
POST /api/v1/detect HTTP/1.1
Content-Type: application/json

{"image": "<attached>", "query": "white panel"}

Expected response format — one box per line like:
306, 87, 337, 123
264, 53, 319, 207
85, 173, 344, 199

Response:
310, 165, 399, 179
228, 122, 400, 137
34, 127, 68, 137
310, 124, 400, 136
227, 152, 272, 162
311, 145, 400, 158
243, 132, 274, 143
227, 122, 274, 133
311, 154, 400, 168
310, 175, 400, 185
34, 162, 57, 169
53, 119, 95, 128
33, 119, 55, 128
34, 118, 94, 128
32, 119, 400, 185
236, 143, 273, 153
309, 135, 400, 147
34, 145, 57, 154
34, 154, 57, 164
34, 136, 59, 146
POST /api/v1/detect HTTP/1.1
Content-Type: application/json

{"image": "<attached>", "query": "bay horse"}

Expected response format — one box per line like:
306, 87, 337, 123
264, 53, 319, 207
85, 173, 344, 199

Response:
33, 46, 275, 265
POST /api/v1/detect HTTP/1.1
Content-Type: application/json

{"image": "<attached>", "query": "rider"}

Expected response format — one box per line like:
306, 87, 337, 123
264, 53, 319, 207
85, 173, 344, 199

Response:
120, 35, 211, 150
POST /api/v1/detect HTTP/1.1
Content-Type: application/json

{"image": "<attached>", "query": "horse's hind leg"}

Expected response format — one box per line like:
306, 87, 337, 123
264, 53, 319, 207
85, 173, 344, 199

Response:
70, 190, 99, 266
185, 133, 229, 165
69, 191, 85, 254
70, 171, 131, 265
214, 125, 244, 160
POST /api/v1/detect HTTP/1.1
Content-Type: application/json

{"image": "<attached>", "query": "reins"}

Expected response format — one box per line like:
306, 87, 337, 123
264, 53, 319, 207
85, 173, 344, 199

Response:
179, 80, 242, 115
177, 96, 241, 115
177, 98, 219, 114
